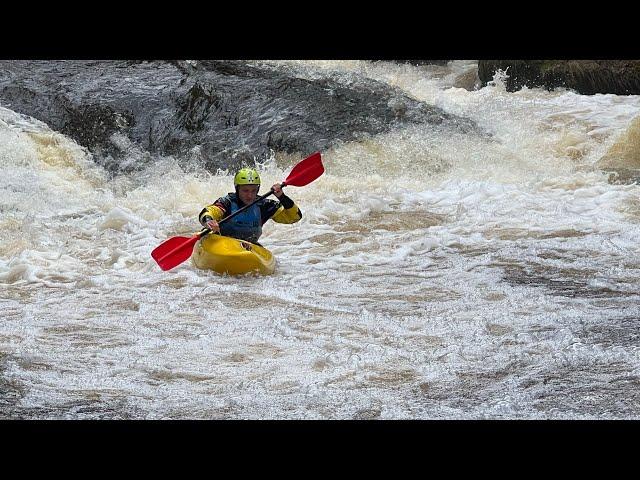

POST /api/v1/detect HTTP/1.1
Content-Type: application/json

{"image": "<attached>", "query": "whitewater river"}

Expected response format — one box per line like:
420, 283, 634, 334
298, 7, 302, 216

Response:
1, 60, 639, 419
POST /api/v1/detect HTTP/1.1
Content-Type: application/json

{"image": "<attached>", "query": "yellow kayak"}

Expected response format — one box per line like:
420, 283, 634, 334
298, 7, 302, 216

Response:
191, 234, 275, 275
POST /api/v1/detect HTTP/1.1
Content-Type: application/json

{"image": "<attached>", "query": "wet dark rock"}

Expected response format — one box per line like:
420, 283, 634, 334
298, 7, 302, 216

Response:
0, 60, 481, 174
478, 60, 640, 95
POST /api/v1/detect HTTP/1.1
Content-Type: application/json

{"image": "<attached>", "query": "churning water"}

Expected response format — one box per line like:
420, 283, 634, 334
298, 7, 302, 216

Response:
1, 60, 639, 419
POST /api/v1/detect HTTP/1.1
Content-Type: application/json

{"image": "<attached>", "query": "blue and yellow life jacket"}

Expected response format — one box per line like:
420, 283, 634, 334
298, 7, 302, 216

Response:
199, 192, 302, 244
219, 196, 263, 244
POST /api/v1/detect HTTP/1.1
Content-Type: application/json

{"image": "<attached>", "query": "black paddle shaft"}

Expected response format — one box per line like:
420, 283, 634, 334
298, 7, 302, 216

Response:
199, 183, 287, 237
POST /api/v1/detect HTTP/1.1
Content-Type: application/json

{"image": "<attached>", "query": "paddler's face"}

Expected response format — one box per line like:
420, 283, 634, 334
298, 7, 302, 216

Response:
238, 184, 259, 204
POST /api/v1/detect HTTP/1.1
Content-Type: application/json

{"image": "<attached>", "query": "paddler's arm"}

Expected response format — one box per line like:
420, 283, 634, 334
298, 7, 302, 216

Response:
269, 183, 302, 224
199, 198, 228, 233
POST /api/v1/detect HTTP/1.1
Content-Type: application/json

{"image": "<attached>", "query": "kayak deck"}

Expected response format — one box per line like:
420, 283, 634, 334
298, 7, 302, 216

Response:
191, 234, 275, 275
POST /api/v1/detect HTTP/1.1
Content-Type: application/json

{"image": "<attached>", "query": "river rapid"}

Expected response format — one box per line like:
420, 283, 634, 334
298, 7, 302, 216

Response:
1, 60, 639, 419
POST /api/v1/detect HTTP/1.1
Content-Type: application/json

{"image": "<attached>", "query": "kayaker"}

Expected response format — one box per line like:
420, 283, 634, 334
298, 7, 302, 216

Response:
198, 167, 302, 245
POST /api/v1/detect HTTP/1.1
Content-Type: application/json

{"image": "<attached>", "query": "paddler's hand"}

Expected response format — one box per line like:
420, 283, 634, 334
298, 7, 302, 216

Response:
205, 219, 220, 233
272, 183, 284, 198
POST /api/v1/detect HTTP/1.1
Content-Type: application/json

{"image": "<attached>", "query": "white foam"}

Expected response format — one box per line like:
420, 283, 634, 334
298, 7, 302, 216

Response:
2, 62, 640, 419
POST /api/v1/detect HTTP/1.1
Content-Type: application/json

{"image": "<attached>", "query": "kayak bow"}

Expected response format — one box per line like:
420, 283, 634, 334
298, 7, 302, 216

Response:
191, 234, 275, 275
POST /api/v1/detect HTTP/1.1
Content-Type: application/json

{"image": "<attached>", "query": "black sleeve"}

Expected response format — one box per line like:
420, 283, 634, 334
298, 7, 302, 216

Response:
278, 194, 295, 209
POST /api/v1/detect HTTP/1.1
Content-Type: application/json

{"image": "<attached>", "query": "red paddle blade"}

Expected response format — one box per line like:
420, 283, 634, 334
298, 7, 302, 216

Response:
283, 152, 324, 187
151, 234, 200, 271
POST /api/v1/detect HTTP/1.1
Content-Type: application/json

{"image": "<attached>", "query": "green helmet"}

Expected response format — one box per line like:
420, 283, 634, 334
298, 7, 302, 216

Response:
234, 168, 261, 186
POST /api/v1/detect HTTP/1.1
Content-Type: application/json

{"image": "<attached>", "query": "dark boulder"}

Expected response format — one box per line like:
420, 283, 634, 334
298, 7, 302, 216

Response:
0, 60, 482, 174
478, 60, 640, 95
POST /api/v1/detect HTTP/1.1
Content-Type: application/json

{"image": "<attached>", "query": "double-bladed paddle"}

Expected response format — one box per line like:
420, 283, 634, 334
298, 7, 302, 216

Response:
151, 152, 324, 271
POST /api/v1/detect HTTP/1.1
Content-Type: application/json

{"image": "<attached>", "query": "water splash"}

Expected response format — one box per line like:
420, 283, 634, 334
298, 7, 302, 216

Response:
2, 61, 640, 419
